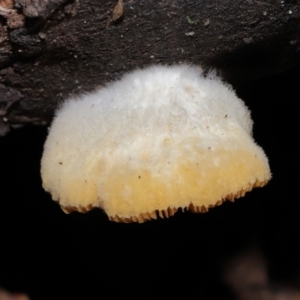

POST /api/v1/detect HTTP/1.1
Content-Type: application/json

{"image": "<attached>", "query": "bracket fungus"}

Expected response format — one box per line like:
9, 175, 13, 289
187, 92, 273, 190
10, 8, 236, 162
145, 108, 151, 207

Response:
41, 65, 271, 223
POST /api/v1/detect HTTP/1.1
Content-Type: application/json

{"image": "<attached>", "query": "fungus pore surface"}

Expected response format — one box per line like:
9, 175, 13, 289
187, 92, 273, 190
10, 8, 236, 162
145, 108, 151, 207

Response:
41, 65, 271, 223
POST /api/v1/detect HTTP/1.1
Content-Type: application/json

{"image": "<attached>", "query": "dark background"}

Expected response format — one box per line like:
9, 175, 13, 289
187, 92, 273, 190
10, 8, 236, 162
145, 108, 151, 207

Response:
0, 64, 299, 299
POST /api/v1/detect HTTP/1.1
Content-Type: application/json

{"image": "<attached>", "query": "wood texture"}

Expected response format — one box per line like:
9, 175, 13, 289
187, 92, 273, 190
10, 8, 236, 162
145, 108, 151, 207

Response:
0, 0, 299, 135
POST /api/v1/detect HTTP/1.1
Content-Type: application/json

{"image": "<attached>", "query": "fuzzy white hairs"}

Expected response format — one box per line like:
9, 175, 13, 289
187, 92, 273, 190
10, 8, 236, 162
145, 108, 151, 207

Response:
41, 64, 271, 223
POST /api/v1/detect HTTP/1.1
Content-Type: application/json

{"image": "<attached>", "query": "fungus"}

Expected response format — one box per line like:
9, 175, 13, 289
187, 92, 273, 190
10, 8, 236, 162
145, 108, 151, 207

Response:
41, 65, 271, 223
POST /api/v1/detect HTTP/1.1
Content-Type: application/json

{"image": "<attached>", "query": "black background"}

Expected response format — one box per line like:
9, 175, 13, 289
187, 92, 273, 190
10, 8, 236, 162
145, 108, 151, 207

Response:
0, 65, 299, 299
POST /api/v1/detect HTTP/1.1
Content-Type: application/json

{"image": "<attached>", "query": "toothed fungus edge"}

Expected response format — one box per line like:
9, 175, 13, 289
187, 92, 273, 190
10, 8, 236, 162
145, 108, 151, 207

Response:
41, 65, 271, 223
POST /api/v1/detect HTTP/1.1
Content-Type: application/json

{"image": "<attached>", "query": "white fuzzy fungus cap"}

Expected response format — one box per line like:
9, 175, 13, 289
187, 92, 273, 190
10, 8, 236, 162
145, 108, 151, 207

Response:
41, 64, 271, 223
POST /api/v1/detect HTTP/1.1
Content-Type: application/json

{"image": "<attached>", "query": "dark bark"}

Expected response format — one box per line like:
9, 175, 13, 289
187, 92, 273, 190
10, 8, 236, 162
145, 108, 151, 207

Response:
0, 0, 299, 135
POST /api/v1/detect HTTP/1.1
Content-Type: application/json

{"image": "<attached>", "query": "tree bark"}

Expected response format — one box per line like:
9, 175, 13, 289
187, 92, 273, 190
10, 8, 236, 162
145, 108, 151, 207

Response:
0, 0, 299, 135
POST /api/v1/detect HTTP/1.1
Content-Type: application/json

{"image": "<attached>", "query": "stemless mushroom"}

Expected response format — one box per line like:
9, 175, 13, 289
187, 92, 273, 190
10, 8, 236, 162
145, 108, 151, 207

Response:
41, 65, 271, 223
